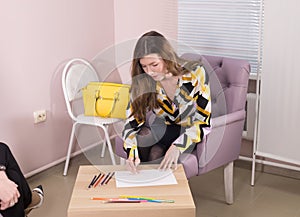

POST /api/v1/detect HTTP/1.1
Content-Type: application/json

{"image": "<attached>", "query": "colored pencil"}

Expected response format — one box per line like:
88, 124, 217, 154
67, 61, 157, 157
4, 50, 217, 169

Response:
93, 174, 105, 188
119, 195, 175, 203
92, 173, 101, 187
100, 172, 111, 185
104, 172, 115, 185
91, 197, 147, 203
88, 175, 97, 188
103, 199, 147, 203
119, 195, 155, 200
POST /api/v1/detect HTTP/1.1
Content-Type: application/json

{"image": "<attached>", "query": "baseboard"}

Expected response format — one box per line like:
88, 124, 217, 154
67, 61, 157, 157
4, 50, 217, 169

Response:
236, 156, 300, 180
24, 135, 117, 178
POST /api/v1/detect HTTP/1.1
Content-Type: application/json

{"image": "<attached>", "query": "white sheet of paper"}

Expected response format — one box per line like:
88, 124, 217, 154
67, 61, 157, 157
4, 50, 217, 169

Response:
115, 169, 177, 188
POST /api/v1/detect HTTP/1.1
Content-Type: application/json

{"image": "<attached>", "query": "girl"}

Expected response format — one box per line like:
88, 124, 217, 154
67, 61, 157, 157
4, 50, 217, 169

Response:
122, 31, 211, 173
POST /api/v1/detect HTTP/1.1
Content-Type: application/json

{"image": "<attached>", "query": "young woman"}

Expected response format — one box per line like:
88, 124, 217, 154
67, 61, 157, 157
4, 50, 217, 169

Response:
122, 31, 211, 173
0, 142, 44, 217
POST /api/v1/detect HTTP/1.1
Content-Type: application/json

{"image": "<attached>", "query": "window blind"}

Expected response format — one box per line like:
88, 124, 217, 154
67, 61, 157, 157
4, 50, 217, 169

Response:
178, 0, 264, 74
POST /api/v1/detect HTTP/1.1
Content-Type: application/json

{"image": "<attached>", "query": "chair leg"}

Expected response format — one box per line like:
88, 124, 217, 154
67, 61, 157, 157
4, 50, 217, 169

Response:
224, 161, 234, 204
101, 132, 107, 158
120, 157, 126, 165
63, 123, 78, 176
101, 125, 116, 165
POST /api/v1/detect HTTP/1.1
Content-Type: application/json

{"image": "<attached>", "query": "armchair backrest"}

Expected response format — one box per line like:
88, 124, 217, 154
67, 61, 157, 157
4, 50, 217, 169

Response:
181, 53, 250, 117
180, 53, 250, 175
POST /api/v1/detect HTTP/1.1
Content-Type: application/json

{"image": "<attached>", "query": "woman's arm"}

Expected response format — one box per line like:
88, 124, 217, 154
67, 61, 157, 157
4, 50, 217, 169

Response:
122, 104, 145, 173
159, 66, 211, 170
174, 65, 211, 151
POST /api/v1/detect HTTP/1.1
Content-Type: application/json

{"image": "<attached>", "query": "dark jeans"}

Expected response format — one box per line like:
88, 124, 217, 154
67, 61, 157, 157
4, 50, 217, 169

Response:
0, 142, 32, 217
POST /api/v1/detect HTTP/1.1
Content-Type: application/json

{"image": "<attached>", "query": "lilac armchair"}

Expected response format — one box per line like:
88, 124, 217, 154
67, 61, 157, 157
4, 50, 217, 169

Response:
115, 53, 250, 204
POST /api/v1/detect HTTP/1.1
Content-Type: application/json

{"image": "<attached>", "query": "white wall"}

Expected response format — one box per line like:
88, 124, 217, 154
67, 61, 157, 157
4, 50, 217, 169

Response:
256, 0, 300, 165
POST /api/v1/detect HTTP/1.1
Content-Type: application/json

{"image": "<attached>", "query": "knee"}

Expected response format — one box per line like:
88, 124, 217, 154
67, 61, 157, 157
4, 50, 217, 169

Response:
6, 169, 22, 186
0, 142, 9, 152
148, 144, 165, 161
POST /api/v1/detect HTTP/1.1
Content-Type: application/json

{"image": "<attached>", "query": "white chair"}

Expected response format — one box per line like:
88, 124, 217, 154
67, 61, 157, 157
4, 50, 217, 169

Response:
62, 58, 120, 176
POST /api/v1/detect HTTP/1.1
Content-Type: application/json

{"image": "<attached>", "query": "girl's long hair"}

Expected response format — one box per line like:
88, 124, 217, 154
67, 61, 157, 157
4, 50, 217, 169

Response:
130, 31, 200, 121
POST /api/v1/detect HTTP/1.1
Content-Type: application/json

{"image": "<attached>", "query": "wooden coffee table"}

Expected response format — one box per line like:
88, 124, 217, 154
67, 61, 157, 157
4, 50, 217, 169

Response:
68, 164, 195, 217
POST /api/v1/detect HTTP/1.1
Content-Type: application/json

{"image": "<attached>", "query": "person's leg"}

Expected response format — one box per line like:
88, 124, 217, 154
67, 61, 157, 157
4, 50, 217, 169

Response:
24, 185, 44, 216
136, 126, 157, 162
148, 121, 184, 162
136, 117, 185, 163
0, 143, 32, 217
138, 117, 185, 163
137, 146, 152, 162
148, 144, 166, 162
136, 119, 172, 163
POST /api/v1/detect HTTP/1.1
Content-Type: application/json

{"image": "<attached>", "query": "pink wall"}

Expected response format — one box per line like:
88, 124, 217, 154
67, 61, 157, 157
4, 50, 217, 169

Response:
0, 0, 115, 175
0, 0, 178, 176
114, 0, 178, 83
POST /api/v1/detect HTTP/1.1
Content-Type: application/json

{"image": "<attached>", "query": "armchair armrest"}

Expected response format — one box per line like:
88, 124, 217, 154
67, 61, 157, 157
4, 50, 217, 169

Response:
179, 110, 246, 178
197, 110, 246, 173
211, 110, 246, 128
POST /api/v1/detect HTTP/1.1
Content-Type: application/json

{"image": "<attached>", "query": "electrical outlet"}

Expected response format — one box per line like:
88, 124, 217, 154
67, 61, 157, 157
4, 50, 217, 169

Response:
33, 110, 47, 124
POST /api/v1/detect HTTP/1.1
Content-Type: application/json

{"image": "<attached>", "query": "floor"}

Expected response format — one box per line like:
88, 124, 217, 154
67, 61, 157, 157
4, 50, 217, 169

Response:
27, 147, 300, 217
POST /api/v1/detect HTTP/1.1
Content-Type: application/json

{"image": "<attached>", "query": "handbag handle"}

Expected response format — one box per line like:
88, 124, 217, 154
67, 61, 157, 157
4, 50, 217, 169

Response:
94, 91, 119, 117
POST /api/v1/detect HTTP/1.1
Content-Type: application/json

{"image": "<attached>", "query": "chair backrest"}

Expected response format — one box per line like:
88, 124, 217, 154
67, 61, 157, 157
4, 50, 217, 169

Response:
181, 53, 250, 118
62, 58, 99, 120
203, 55, 250, 115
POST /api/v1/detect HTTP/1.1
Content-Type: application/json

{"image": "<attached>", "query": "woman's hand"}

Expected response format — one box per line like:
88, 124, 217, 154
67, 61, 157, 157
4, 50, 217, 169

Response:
159, 144, 180, 170
0, 171, 20, 210
126, 156, 140, 174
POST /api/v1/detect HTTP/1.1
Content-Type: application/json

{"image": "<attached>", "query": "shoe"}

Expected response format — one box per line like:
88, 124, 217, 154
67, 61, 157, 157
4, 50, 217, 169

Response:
24, 185, 44, 215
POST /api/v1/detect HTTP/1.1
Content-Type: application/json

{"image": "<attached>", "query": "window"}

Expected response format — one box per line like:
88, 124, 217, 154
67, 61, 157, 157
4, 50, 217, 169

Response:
178, 0, 264, 75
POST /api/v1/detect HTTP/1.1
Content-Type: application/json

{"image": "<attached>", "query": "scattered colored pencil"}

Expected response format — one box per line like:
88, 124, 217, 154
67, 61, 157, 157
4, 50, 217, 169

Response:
104, 172, 115, 185
88, 175, 97, 188
93, 174, 105, 188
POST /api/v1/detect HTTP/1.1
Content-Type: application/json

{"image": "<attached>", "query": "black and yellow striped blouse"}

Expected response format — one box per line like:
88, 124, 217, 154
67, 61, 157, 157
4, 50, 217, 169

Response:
123, 65, 211, 159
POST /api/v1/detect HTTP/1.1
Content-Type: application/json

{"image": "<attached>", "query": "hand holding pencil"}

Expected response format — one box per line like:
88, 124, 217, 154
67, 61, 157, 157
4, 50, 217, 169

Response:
126, 151, 140, 174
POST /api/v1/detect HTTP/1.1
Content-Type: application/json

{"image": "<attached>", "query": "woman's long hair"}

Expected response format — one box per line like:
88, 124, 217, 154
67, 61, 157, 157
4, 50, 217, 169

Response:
130, 31, 199, 121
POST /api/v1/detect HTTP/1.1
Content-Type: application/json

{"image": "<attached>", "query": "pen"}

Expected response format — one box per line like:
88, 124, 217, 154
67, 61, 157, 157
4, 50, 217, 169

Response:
104, 172, 115, 185
88, 175, 97, 188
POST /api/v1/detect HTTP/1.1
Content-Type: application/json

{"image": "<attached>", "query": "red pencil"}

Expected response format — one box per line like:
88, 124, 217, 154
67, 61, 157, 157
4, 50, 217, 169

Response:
93, 174, 105, 188
100, 172, 111, 185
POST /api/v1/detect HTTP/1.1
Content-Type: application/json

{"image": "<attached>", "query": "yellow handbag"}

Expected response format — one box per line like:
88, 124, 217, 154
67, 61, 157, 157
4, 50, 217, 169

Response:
82, 82, 130, 119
